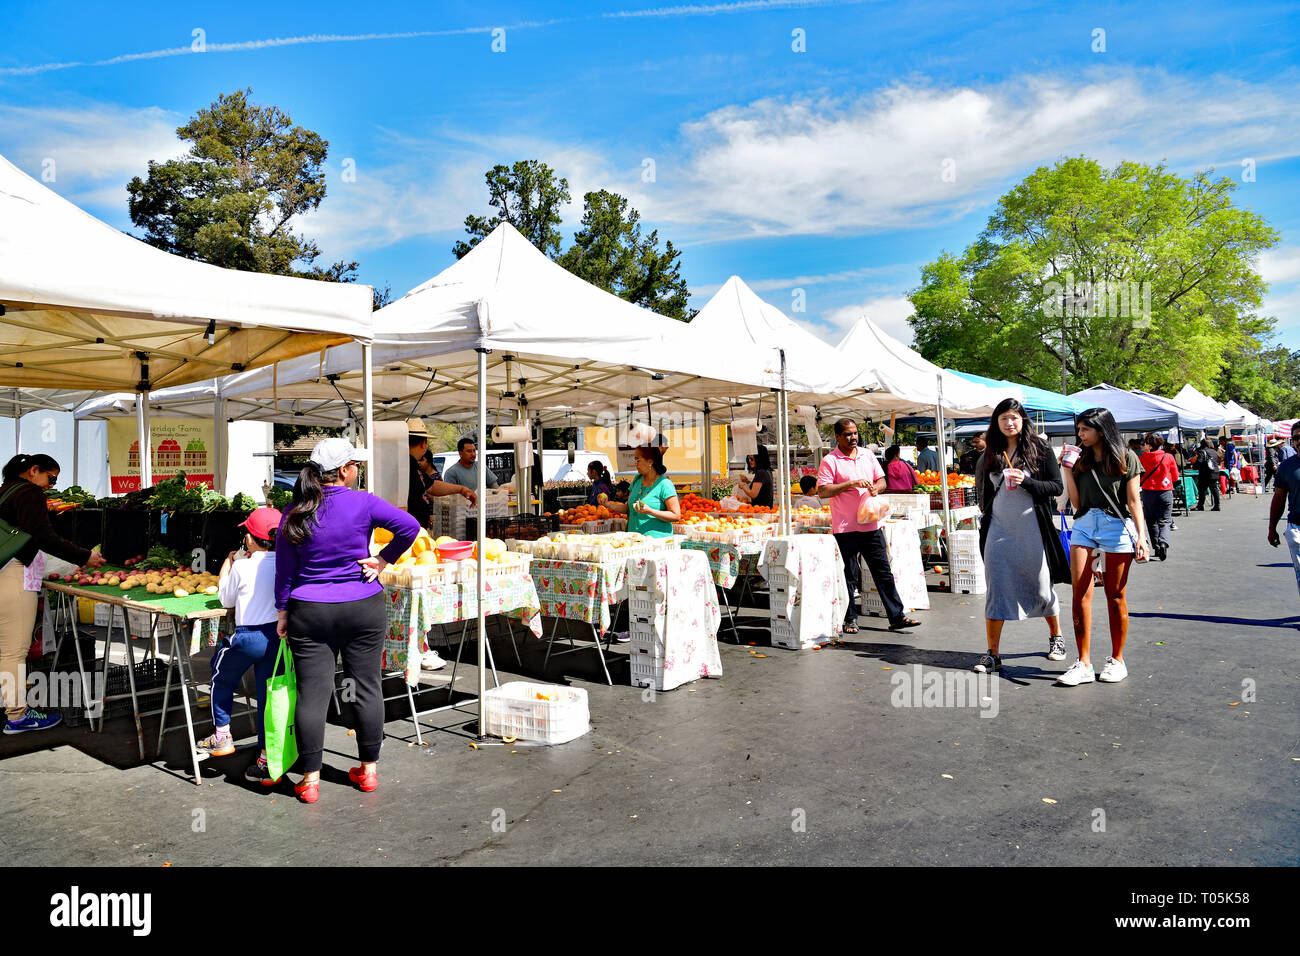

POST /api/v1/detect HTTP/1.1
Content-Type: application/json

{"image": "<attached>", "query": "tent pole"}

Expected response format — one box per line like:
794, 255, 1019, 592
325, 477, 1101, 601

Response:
73, 417, 80, 488
476, 347, 488, 740
778, 349, 790, 536
138, 394, 152, 488
936, 374, 950, 543
12, 391, 19, 456
702, 403, 713, 498
362, 345, 375, 493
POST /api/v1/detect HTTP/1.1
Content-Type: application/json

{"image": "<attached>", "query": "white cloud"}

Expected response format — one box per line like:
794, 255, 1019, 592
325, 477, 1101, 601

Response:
1259, 246, 1300, 286
1261, 285, 1300, 332
0, 102, 185, 225
636, 70, 1300, 240
818, 295, 916, 343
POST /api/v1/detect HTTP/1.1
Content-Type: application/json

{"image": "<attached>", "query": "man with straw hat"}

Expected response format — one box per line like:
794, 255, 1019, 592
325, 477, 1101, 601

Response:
407, 418, 477, 530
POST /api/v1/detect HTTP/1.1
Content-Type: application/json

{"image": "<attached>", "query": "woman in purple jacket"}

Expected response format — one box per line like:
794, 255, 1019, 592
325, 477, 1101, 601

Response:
276, 438, 420, 803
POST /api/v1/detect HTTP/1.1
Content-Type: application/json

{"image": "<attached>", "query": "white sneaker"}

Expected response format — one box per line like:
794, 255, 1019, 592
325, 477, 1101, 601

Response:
420, 650, 447, 670
1098, 657, 1128, 682
1056, 659, 1095, 686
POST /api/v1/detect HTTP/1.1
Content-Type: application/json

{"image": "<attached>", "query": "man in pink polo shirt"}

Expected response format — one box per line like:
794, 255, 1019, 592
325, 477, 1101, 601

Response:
817, 418, 921, 634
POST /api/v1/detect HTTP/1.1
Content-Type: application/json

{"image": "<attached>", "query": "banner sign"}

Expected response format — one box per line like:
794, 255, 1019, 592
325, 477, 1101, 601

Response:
107, 418, 215, 493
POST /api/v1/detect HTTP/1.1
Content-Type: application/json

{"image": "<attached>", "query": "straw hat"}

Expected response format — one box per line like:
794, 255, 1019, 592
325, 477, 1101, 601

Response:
407, 417, 429, 437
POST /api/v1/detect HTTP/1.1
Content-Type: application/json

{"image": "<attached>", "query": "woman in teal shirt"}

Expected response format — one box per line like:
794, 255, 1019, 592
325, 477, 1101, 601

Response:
607, 446, 681, 537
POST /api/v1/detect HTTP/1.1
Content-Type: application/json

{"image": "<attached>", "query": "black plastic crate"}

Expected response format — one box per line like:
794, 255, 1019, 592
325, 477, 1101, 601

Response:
72, 509, 105, 551
52, 657, 171, 728
202, 509, 254, 572
102, 509, 151, 565
477, 513, 560, 542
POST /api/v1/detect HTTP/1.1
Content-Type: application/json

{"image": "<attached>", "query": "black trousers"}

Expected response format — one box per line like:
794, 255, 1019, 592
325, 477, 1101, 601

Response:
287, 592, 386, 773
1196, 471, 1221, 510
1141, 489, 1173, 552
834, 530, 905, 624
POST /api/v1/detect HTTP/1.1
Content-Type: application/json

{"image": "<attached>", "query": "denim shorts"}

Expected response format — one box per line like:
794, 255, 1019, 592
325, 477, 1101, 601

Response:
1069, 509, 1138, 553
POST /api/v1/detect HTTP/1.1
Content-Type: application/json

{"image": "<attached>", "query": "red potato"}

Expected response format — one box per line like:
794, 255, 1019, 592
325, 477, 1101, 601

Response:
47, 573, 60, 581
62, 574, 74, 582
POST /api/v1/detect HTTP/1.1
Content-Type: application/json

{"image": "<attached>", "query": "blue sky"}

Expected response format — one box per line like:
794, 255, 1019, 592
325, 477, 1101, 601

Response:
3, 0, 1299, 363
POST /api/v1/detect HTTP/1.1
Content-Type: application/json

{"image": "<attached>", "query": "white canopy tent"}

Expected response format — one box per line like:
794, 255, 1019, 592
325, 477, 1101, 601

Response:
0, 152, 374, 486
1172, 385, 1230, 430
836, 315, 1021, 531
207, 223, 809, 730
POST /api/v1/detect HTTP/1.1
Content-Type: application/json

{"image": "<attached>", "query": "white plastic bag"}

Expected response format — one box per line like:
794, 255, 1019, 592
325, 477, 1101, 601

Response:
720, 495, 742, 512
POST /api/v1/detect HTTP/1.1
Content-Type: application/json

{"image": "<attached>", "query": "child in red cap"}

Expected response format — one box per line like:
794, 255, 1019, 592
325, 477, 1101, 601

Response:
196, 506, 283, 783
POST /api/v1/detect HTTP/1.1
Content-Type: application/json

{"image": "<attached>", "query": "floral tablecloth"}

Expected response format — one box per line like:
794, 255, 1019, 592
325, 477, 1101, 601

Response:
865, 519, 930, 612
679, 539, 764, 589
625, 549, 722, 689
529, 557, 629, 635
381, 575, 542, 685
759, 535, 850, 642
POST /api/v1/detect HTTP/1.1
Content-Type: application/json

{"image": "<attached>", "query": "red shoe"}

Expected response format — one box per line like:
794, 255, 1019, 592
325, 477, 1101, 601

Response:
348, 765, 379, 792
294, 778, 320, 804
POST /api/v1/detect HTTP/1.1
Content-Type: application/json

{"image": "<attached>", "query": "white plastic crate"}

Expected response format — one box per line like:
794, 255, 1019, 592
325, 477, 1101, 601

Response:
771, 617, 834, 650
884, 493, 931, 512
684, 526, 774, 547
627, 583, 666, 620
629, 642, 667, 689
93, 603, 175, 637
481, 681, 590, 745
953, 569, 986, 594
862, 587, 886, 617
950, 551, 984, 574
764, 567, 796, 591
949, 530, 980, 555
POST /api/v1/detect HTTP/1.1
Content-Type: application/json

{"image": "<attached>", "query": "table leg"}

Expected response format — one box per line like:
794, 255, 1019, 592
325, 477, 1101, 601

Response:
592, 622, 612, 686
156, 643, 175, 755
542, 615, 563, 670
123, 616, 145, 760
170, 631, 203, 786
718, 584, 739, 643
406, 681, 425, 746
97, 611, 118, 733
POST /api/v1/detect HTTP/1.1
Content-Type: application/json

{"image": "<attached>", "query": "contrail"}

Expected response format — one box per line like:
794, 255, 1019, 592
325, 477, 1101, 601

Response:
0, 21, 566, 77
605, 0, 866, 17
0, 1, 866, 77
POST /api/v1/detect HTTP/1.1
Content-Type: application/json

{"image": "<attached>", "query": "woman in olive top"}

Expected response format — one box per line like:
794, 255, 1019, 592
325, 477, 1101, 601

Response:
1060, 407, 1149, 688
605, 446, 681, 537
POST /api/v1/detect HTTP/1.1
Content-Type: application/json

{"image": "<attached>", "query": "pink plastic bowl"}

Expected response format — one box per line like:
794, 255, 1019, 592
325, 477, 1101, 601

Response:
435, 541, 474, 561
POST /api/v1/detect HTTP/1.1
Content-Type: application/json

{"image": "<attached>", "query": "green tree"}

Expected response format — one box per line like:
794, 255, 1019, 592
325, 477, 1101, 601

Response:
559, 189, 693, 320
128, 89, 357, 281
453, 160, 571, 259
909, 157, 1280, 395
1215, 340, 1300, 420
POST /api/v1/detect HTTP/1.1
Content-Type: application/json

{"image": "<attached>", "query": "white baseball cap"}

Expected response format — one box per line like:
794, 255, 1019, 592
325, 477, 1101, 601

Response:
311, 437, 370, 472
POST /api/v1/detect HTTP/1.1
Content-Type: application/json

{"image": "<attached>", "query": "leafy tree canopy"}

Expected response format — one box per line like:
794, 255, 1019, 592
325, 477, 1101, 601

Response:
908, 157, 1280, 398
128, 88, 359, 282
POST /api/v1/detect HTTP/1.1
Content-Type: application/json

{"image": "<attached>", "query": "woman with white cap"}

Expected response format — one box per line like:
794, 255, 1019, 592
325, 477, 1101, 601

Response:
275, 438, 421, 803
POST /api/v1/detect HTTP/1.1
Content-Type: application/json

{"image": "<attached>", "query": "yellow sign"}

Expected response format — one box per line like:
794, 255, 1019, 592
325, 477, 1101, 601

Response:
107, 418, 215, 493
582, 423, 728, 480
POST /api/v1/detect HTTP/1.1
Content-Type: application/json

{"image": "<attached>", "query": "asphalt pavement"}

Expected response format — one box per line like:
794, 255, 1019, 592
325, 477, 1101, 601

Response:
2, 489, 1296, 866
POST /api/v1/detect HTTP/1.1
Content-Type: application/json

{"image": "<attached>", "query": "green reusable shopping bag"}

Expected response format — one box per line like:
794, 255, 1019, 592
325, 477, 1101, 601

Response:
264, 640, 298, 780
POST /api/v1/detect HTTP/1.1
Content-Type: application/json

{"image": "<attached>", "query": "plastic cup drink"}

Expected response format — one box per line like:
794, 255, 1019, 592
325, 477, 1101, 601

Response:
1006, 469, 1021, 489
1061, 444, 1082, 467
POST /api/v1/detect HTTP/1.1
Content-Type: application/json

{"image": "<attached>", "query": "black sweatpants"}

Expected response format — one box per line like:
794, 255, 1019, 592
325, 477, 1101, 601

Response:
834, 529, 905, 624
287, 592, 386, 773
1196, 471, 1221, 510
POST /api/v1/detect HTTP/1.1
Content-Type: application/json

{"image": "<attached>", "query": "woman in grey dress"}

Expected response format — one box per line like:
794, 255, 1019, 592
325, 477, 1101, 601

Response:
972, 399, 1070, 674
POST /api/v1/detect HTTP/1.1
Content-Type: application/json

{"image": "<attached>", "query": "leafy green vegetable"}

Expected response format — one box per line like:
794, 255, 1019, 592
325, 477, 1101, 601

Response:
136, 544, 186, 571
266, 487, 292, 510
199, 488, 229, 512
